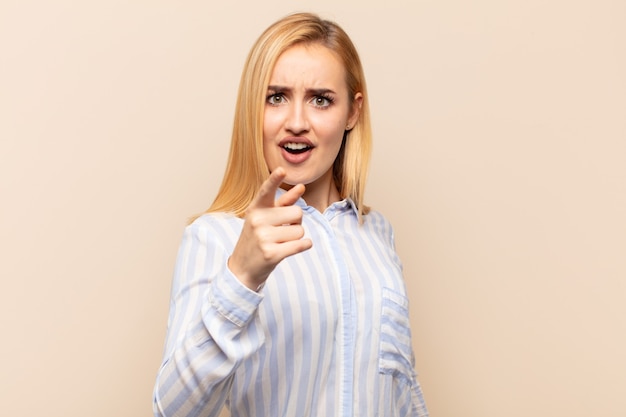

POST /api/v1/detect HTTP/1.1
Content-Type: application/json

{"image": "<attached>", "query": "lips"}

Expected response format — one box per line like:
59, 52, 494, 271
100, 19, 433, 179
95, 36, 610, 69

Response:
278, 138, 314, 164
282, 142, 312, 154
279, 138, 314, 153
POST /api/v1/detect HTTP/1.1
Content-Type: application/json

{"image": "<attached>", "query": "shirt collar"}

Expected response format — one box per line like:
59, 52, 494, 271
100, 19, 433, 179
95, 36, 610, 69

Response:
274, 189, 359, 217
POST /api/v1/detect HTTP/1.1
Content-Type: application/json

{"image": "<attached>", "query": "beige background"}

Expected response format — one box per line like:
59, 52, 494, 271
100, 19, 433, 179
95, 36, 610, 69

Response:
1, 0, 625, 416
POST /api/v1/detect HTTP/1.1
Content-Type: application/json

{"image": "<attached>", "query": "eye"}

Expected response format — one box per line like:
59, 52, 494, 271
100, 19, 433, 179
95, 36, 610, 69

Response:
266, 93, 286, 105
311, 95, 334, 108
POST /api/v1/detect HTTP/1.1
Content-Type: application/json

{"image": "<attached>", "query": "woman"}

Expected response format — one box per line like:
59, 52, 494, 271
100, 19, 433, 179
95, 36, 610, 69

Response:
153, 12, 428, 417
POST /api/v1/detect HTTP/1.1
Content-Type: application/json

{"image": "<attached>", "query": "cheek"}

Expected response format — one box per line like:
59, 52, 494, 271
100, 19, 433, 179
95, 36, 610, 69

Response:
263, 111, 280, 138
311, 113, 346, 140
262, 114, 276, 159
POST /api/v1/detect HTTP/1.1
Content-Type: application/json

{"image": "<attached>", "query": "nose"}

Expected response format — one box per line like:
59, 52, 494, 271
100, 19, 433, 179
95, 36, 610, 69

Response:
284, 101, 310, 134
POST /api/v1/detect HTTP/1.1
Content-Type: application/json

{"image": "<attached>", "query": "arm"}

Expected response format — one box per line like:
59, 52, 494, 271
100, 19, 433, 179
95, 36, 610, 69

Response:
154, 169, 312, 416
387, 216, 429, 417
153, 218, 265, 417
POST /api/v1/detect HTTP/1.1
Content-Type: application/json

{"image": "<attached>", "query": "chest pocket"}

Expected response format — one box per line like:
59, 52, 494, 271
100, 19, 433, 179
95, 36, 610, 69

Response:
379, 287, 416, 386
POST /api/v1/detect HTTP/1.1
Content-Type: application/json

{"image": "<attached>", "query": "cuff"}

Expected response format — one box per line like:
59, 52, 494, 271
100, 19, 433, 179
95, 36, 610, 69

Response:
208, 263, 264, 327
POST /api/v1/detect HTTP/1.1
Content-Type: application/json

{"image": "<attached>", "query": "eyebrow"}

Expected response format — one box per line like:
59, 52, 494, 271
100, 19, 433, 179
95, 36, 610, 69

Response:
267, 85, 336, 96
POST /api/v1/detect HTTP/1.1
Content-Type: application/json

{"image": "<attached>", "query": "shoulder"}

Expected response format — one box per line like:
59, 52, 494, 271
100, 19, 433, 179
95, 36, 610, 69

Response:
183, 212, 243, 244
362, 209, 394, 232
344, 200, 394, 232
361, 209, 397, 244
189, 212, 240, 227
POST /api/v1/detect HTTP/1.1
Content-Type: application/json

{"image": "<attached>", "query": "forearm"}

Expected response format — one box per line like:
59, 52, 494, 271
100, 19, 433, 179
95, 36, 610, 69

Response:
152, 321, 234, 417
153, 271, 265, 416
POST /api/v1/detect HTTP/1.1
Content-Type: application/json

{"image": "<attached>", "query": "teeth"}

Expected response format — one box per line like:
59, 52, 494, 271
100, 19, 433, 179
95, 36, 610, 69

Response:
283, 142, 310, 150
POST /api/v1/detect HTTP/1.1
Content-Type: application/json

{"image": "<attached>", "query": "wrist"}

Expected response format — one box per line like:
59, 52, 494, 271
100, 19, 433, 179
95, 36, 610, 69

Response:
227, 257, 263, 292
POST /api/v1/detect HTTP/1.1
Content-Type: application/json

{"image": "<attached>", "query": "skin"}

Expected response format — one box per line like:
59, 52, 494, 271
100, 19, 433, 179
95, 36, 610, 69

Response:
229, 43, 362, 290
263, 43, 362, 212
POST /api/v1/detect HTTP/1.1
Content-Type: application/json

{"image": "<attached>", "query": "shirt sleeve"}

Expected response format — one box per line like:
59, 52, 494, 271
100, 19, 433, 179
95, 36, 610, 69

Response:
153, 217, 265, 417
379, 212, 429, 416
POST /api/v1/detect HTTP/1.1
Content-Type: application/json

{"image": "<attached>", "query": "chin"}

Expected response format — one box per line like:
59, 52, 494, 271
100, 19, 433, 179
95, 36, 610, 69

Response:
282, 175, 309, 186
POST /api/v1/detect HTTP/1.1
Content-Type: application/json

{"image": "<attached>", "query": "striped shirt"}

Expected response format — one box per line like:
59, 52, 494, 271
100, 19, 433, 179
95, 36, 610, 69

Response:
153, 194, 428, 417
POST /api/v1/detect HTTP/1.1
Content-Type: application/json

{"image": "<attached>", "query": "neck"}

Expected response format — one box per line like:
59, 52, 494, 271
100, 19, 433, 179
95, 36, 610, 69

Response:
302, 171, 340, 213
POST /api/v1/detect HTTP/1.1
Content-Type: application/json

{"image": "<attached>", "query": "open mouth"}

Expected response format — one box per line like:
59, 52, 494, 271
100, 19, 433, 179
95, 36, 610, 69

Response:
282, 142, 313, 154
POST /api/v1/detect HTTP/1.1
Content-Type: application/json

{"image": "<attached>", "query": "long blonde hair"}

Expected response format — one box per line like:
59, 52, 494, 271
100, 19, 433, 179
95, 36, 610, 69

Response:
205, 12, 372, 220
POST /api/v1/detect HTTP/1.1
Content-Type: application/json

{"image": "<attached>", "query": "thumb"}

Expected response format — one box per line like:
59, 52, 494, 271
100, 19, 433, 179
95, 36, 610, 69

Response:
276, 183, 306, 207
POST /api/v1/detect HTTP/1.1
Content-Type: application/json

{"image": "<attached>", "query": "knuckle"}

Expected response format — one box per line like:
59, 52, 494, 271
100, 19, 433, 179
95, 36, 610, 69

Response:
256, 228, 271, 243
293, 207, 304, 222
260, 246, 276, 263
247, 212, 263, 228
257, 186, 269, 199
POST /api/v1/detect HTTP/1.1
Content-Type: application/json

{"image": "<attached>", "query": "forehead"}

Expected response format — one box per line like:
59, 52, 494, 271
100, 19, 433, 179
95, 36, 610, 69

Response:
269, 43, 347, 88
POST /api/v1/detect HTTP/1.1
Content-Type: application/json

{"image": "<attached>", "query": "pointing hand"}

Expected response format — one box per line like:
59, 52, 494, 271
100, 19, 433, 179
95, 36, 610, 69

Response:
228, 168, 313, 290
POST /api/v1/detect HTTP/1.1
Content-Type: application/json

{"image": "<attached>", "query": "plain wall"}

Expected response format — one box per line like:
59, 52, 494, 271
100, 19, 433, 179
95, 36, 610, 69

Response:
1, 1, 624, 416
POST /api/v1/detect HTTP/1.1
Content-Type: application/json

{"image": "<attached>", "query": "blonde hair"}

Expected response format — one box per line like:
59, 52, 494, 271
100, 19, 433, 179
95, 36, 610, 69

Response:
205, 12, 372, 220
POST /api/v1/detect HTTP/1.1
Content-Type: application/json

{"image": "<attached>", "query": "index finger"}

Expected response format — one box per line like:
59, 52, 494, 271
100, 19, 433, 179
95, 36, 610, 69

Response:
251, 167, 286, 209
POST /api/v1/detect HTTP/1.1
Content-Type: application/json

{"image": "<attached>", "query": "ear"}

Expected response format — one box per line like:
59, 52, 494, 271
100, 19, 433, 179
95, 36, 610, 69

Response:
346, 92, 363, 130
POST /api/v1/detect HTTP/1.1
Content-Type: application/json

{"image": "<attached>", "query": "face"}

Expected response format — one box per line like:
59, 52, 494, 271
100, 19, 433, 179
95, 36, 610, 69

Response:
263, 43, 361, 201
